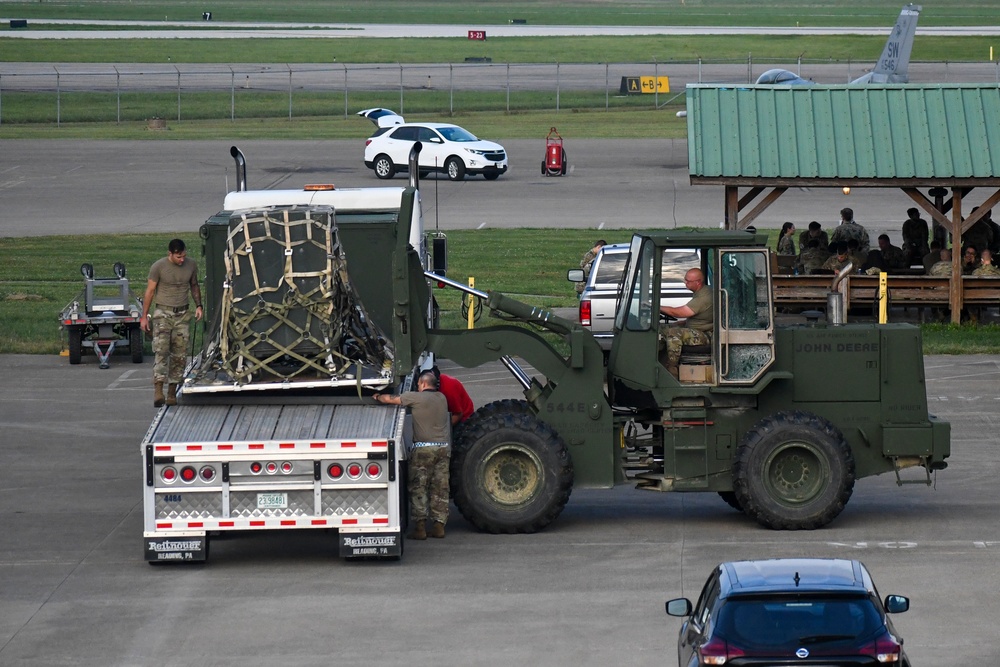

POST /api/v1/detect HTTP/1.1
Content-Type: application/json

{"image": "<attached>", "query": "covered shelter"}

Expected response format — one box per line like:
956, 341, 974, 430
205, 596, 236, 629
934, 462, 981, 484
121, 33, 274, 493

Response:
686, 83, 1000, 321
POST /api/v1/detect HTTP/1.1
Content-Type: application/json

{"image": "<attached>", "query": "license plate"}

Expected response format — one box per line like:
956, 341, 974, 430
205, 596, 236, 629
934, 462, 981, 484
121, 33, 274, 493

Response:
256, 492, 287, 509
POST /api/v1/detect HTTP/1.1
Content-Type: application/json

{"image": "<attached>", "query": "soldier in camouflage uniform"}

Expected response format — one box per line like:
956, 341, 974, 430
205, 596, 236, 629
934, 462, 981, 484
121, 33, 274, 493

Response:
928, 249, 953, 277
374, 371, 451, 540
972, 249, 1000, 277
576, 239, 606, 294
877, 234, 909, 272
141, 239, 203, 407
829, 207, 871, 255
821, 243, 854, 273
798, 221, 830, 254
797, 239, 831, 274
659, 269, 713, 378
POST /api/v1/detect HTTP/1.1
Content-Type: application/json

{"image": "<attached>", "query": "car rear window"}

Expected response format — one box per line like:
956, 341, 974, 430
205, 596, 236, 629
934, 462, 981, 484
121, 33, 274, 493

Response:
662, 250, 701, 283
716, 596, 882, 650
594, 253, 629, 285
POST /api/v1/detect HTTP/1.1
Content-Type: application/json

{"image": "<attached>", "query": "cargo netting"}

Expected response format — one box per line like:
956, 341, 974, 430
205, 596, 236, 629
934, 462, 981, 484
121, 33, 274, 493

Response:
190, 206, 392, 388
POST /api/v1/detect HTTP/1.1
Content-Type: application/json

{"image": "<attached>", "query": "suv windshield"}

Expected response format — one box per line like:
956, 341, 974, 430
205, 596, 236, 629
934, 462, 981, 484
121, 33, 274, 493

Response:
437, 126, 478, 142
716, 595, 882, 651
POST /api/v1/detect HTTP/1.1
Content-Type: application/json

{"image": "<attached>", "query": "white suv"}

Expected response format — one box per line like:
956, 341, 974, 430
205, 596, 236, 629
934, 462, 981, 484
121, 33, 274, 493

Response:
358, 109, 508, 181
569, 244, 701, 351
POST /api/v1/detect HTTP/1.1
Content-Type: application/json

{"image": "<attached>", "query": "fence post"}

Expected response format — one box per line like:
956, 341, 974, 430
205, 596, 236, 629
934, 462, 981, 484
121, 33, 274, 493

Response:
506, 63, 510, 112
449, 63, 454, 115
287, 64, 292, 120
399, 63, 403, 116
54, 66, 60, 127
605, 62, 609, 110
556, 62, 560, 111
747, 53, 752, 84
0, 73, 3, 126
654, 58, 658, 109
698, 57, 703, 83
175, 65, 181, 122
229, 66, 235, 122
114, 66, 120, 124
343, 64, 348, 119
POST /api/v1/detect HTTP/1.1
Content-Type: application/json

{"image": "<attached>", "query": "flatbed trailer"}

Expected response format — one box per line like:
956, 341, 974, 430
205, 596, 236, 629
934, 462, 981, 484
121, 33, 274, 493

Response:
142, 396, 407, 562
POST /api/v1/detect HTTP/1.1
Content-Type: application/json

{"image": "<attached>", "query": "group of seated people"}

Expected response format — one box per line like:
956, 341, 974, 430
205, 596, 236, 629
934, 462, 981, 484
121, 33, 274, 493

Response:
793, 235, 912, 275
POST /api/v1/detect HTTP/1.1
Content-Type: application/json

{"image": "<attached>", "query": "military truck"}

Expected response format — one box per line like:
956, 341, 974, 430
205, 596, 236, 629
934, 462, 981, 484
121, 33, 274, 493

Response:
141, 147, 433, 563
425, 230, 950, 533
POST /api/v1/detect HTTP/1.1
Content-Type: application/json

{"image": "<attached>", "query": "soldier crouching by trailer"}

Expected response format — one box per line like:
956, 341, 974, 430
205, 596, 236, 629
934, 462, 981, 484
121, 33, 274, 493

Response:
140, 239, 203, 407
375, 371, 451, 540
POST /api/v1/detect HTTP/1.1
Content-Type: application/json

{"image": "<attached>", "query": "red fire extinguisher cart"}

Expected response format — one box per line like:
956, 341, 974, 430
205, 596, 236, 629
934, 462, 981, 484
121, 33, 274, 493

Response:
542, 127, 567, 176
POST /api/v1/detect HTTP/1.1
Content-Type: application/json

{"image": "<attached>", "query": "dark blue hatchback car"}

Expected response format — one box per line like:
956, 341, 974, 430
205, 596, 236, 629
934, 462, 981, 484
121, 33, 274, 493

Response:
666, 558, 910, 666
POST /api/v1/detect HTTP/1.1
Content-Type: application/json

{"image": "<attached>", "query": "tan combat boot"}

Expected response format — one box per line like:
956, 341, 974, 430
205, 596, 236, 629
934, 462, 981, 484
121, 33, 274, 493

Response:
409, 520, 427, 540
153, 381, 165, 407
430, 521, 446, 539
165, 384, 178, 406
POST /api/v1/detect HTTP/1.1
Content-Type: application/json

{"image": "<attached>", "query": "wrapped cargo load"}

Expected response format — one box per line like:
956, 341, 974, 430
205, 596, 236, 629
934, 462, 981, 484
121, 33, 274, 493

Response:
186, 206, 393, 391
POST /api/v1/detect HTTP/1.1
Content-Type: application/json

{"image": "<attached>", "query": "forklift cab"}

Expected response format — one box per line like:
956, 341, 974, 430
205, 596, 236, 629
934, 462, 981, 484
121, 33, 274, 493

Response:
608, 232, 776, 402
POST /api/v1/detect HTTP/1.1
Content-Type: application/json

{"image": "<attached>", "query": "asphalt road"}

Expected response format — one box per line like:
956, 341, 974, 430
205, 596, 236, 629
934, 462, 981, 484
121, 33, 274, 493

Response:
0, 351, 997, 665
0, 138, 985, 244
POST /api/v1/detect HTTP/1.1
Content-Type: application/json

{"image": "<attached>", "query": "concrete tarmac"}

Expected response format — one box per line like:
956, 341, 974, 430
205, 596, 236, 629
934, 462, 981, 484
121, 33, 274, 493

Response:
0, 138, 980, 244
0, 351, 997, 665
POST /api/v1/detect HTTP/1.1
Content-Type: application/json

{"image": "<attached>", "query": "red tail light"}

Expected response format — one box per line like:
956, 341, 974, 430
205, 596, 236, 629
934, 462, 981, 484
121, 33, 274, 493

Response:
367, 462, 382, 478
347, 463, 363, 478
250, 461, 263, 474
861, 634, 903, 663
365, 139, 373, 146
161, 466, 177, 482
280, 461, 293, 474
265, 461, 278, 474
579, 298, 592, 327
199, 466, 216, 481
328, 463, 344, 479
697, 638, 744, 665
180, 466, 197, 483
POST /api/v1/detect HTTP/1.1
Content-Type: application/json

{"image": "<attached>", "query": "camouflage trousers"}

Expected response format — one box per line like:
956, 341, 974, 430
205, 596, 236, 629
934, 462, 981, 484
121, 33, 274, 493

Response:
151, 308, 191, 384
408, 445, 450, 524
661, 327, 712, 371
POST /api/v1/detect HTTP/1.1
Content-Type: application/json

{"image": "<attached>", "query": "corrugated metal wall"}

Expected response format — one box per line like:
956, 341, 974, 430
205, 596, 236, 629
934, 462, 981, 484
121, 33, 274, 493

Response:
687, 84, 1000, 180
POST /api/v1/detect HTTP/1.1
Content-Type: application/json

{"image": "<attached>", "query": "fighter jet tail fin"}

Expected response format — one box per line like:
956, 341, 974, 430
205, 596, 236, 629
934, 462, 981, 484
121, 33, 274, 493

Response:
853, 3, 921, 84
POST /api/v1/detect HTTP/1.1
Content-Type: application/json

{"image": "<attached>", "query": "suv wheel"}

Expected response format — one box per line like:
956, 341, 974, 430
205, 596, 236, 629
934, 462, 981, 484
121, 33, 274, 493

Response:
373, 154, 395, 179
446, 157, 466, 181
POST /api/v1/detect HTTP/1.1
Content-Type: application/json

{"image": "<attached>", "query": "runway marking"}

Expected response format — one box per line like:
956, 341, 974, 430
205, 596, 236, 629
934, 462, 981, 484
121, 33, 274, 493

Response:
827, 541, 918, 549
107, 369, 146, 390
597, 222, 605, 230
477, 222, 487, 229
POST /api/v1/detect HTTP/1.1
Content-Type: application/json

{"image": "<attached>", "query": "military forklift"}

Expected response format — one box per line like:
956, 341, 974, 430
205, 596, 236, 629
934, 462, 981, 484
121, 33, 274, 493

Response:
410, 229, 950, 532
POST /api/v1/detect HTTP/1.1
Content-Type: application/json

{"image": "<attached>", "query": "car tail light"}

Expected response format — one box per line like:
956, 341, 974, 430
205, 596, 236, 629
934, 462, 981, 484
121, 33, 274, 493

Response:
250, 461, 263, 474
327, 463, 344, 479
161, 466, 177, 483
579, 298, 592, 327
365, 139, 373, 146
697, 638, 744, 665
347, 462, 363, 479
199, 465, 216, 481
367, 462, 382, 478
180, 466, 197, 483
861, 634, 903, 663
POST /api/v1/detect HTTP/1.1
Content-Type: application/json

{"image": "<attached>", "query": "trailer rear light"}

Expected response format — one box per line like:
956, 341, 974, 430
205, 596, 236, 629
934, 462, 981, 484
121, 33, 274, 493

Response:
180, 466, 197, 483
366, 462, 382, 478
199, 466, 216, 481
161, 466, 177, 483
280, 461, 293, 474
579, 298, 592, 327
347, 463, 363, 479
265, 461, 278, 474
250, 461, 263, 474
327, 463, 344, 479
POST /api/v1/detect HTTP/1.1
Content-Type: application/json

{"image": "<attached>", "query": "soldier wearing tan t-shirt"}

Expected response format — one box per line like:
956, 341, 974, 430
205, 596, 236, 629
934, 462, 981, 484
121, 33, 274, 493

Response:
140, 239, 203, 407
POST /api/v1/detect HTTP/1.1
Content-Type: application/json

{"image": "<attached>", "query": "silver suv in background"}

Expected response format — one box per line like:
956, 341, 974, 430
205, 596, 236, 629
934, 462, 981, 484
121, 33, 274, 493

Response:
568, 243, 701, 350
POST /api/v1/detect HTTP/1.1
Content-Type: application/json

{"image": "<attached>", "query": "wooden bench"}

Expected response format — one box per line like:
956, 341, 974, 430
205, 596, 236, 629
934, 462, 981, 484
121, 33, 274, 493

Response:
772, 274, 1000, 314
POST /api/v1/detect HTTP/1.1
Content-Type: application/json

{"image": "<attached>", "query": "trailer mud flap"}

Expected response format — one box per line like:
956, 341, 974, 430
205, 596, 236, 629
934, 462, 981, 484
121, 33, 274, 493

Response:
339, 532, 402, 559
144, 536, 208, 562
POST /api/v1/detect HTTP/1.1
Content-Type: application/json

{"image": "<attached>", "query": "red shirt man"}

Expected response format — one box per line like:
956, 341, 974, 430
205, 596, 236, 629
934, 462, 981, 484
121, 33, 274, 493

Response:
435, 369, 475, 425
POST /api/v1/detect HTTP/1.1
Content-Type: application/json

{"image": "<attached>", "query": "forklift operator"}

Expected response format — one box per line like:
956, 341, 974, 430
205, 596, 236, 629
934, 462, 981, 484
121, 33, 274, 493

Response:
659, 268, 713, 378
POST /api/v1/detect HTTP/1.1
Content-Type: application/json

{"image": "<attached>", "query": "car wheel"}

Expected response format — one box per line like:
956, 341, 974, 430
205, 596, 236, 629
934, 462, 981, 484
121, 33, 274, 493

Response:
446, 157, 466, 181
451, 399, 574, 533
373, 154, 395, 180
733, 410, 855, 530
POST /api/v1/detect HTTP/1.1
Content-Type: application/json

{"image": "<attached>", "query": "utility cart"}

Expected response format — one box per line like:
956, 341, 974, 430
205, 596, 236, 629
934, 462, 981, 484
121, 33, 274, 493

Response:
59, 262, 144, 368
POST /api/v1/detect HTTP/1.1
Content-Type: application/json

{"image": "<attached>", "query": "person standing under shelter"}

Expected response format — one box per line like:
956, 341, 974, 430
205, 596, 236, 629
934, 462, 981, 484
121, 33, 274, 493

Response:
901, 207, 929, 266
374, 371, 451, 540
659, 268, 712, 379
140, 239, 203, 407
798, 221, 829, 254
829, 207, 870, 255
576, 239, 606, 294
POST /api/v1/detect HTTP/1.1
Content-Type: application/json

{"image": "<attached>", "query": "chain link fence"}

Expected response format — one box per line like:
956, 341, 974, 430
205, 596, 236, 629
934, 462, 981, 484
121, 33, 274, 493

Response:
1, 59, 996, 125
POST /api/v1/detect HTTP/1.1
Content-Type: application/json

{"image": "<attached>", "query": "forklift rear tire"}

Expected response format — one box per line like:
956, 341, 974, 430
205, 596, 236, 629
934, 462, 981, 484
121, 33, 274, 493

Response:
451, 400, 573, 534
68, 326, 83, 365
129, 325, 144, 363
733, 410, 855, 530
718, 491, 743, 513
